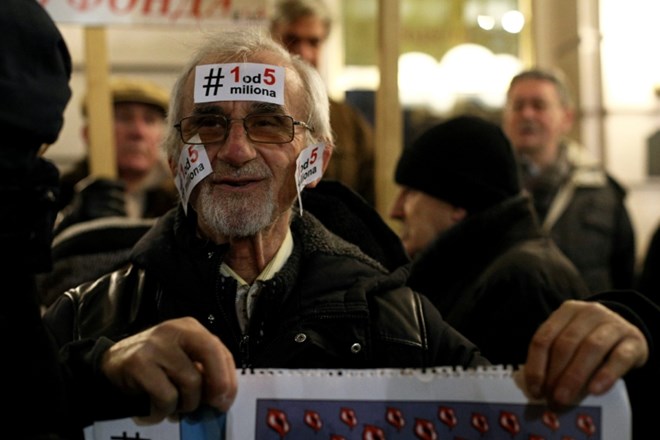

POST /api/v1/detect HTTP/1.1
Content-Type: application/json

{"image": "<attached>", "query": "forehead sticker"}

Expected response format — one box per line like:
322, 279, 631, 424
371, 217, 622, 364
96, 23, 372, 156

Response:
194, 63, 285, 105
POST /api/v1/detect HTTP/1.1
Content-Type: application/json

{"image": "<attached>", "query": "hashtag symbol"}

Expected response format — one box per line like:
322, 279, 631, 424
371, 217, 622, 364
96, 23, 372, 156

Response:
202, 68, 225, 97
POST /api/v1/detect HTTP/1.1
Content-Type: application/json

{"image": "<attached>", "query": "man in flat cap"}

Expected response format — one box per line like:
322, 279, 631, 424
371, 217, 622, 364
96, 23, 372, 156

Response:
57, 77, 178, 231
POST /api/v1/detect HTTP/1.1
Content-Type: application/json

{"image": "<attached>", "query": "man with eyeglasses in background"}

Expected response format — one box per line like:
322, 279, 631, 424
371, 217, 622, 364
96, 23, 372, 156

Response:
270, 0, 376, 205
43, 29, 658, 431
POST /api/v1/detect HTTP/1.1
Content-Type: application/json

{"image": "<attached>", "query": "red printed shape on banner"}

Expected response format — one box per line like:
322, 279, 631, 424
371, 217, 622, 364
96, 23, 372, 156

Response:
330, 435, 346, 440
413, 418, 438, 440
499, 410, 520, 437
340, 407, 358, 429
362, 424, 386, 440
528, 435, 546, 440
386, 406, 406, 431
542, 410, 560, 432
304, 409, 323, 433
266, 408, 290, 439
471, 412, 490, 435
576, 413, 596, 436
438, 405, 458, 429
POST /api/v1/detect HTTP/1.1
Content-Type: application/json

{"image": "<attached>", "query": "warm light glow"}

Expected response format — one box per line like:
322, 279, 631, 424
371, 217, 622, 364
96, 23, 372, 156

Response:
501, 10, 524, 33
477, 14, 495, 30
398, 52, 441, 107
440, 44, 494, 94
397, 44, 522, 113
480, 54, 523, 107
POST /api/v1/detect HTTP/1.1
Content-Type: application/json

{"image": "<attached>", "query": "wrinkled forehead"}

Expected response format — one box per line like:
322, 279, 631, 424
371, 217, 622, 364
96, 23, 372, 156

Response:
180, 50, 304, 116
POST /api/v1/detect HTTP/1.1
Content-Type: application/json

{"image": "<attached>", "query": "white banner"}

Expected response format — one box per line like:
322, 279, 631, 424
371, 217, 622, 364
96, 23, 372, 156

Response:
84, 366, 631, 440
39, 0, 270, 26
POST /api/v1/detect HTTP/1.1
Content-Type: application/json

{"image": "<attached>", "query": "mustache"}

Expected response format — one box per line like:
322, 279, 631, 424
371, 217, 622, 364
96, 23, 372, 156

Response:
211, 161, 272, 180
518, 120, 537, 131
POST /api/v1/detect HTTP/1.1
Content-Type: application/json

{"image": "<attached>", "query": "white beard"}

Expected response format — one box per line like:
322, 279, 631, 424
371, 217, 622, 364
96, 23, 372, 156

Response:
195, 163, 276, 237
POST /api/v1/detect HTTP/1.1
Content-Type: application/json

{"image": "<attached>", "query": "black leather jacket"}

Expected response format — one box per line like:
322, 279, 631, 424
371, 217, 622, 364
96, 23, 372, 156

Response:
44, 205, 488, 375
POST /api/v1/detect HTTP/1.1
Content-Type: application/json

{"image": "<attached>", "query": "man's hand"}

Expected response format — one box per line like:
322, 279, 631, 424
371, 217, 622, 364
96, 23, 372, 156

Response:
101, 317, 237, 421
523, 300, 648, 406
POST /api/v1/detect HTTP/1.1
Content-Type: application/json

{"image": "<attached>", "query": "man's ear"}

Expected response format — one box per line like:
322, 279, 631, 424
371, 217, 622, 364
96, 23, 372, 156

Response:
168, 156, 177, 176
321, 142, 333, 173
305, 142, 333, 189
81, 124, 90, 146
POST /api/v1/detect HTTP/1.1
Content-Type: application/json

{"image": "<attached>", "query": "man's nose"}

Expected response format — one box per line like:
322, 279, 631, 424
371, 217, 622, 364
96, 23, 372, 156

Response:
215, 120, 255, 165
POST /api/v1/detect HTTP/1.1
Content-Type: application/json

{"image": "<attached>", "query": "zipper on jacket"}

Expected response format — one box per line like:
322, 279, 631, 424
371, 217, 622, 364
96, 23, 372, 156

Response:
213, 269, 251, 367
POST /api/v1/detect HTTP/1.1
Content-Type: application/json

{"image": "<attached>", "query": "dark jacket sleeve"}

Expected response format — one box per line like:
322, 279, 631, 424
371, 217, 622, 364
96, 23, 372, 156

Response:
42, 266, 155, 424
610, 193, 636, 289
43, 264, 154, 345
636, 222, 660, 303
62, 336, 150, 425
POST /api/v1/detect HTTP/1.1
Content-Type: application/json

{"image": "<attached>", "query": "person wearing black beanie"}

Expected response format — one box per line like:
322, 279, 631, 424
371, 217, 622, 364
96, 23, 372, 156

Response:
392, 115, 660, 439
395, 115, 521, 215
391, 115, 591, 365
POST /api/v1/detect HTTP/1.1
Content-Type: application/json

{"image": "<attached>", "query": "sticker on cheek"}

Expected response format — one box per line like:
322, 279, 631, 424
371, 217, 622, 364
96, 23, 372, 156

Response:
194, 63, 285, 105
174, 135, 213, 214
295, 142, 325, 214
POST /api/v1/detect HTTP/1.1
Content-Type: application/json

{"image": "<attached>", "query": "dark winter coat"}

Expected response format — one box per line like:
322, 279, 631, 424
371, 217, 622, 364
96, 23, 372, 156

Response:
43, 203, 489, 421
407, 195, 590, 365
525, 141, 635, 291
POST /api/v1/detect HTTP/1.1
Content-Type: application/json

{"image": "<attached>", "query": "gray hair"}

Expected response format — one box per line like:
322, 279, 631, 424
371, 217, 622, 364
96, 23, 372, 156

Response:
507, 68, 574, 108
270, 0, 332, 37
163, 28, 332, 159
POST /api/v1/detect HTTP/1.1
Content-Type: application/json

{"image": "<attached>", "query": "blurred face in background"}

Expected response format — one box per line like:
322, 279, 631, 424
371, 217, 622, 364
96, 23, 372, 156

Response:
271, 15, 328, 68
390, 186, 467, 259
502, 78, 573, 166
112, 102, 166, 181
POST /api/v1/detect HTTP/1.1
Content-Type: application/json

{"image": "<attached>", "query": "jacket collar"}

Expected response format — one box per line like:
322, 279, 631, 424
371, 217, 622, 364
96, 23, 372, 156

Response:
408, 194, 541, 289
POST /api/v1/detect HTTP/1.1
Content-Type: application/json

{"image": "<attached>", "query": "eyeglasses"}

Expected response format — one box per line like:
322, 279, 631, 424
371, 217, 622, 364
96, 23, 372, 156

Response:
174, 113, 313, 145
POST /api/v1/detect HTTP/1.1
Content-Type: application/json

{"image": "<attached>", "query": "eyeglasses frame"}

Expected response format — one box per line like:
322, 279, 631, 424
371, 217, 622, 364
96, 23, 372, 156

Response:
174, 113, 313, 145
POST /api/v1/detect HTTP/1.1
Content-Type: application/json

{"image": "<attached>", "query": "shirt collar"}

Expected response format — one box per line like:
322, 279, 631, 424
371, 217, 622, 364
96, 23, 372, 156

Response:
220, 227, 294, 286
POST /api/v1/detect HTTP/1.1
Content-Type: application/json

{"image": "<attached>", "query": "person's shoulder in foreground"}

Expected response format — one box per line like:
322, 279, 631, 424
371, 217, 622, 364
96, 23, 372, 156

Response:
0, 0, 79, 436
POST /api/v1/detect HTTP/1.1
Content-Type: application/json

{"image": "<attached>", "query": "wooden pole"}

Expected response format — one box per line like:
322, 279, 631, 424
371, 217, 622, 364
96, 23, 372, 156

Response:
83, 26, 116, 179
374, 0, 401, 227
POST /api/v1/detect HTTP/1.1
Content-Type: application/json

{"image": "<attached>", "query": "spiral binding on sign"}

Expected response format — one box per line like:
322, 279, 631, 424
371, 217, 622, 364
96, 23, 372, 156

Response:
241, 364, 520, 378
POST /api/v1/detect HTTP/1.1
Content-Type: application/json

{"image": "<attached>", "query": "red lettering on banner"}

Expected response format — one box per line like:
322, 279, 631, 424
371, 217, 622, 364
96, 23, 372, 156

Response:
202, 0, 232, 17
170, 0, 202, 20
108, 0, 139, 14
188, 0, 203, 18
67, 0, 104, 12
43, 0, 267, 24
171, 0, 229, 20
143, 0, 172, 15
